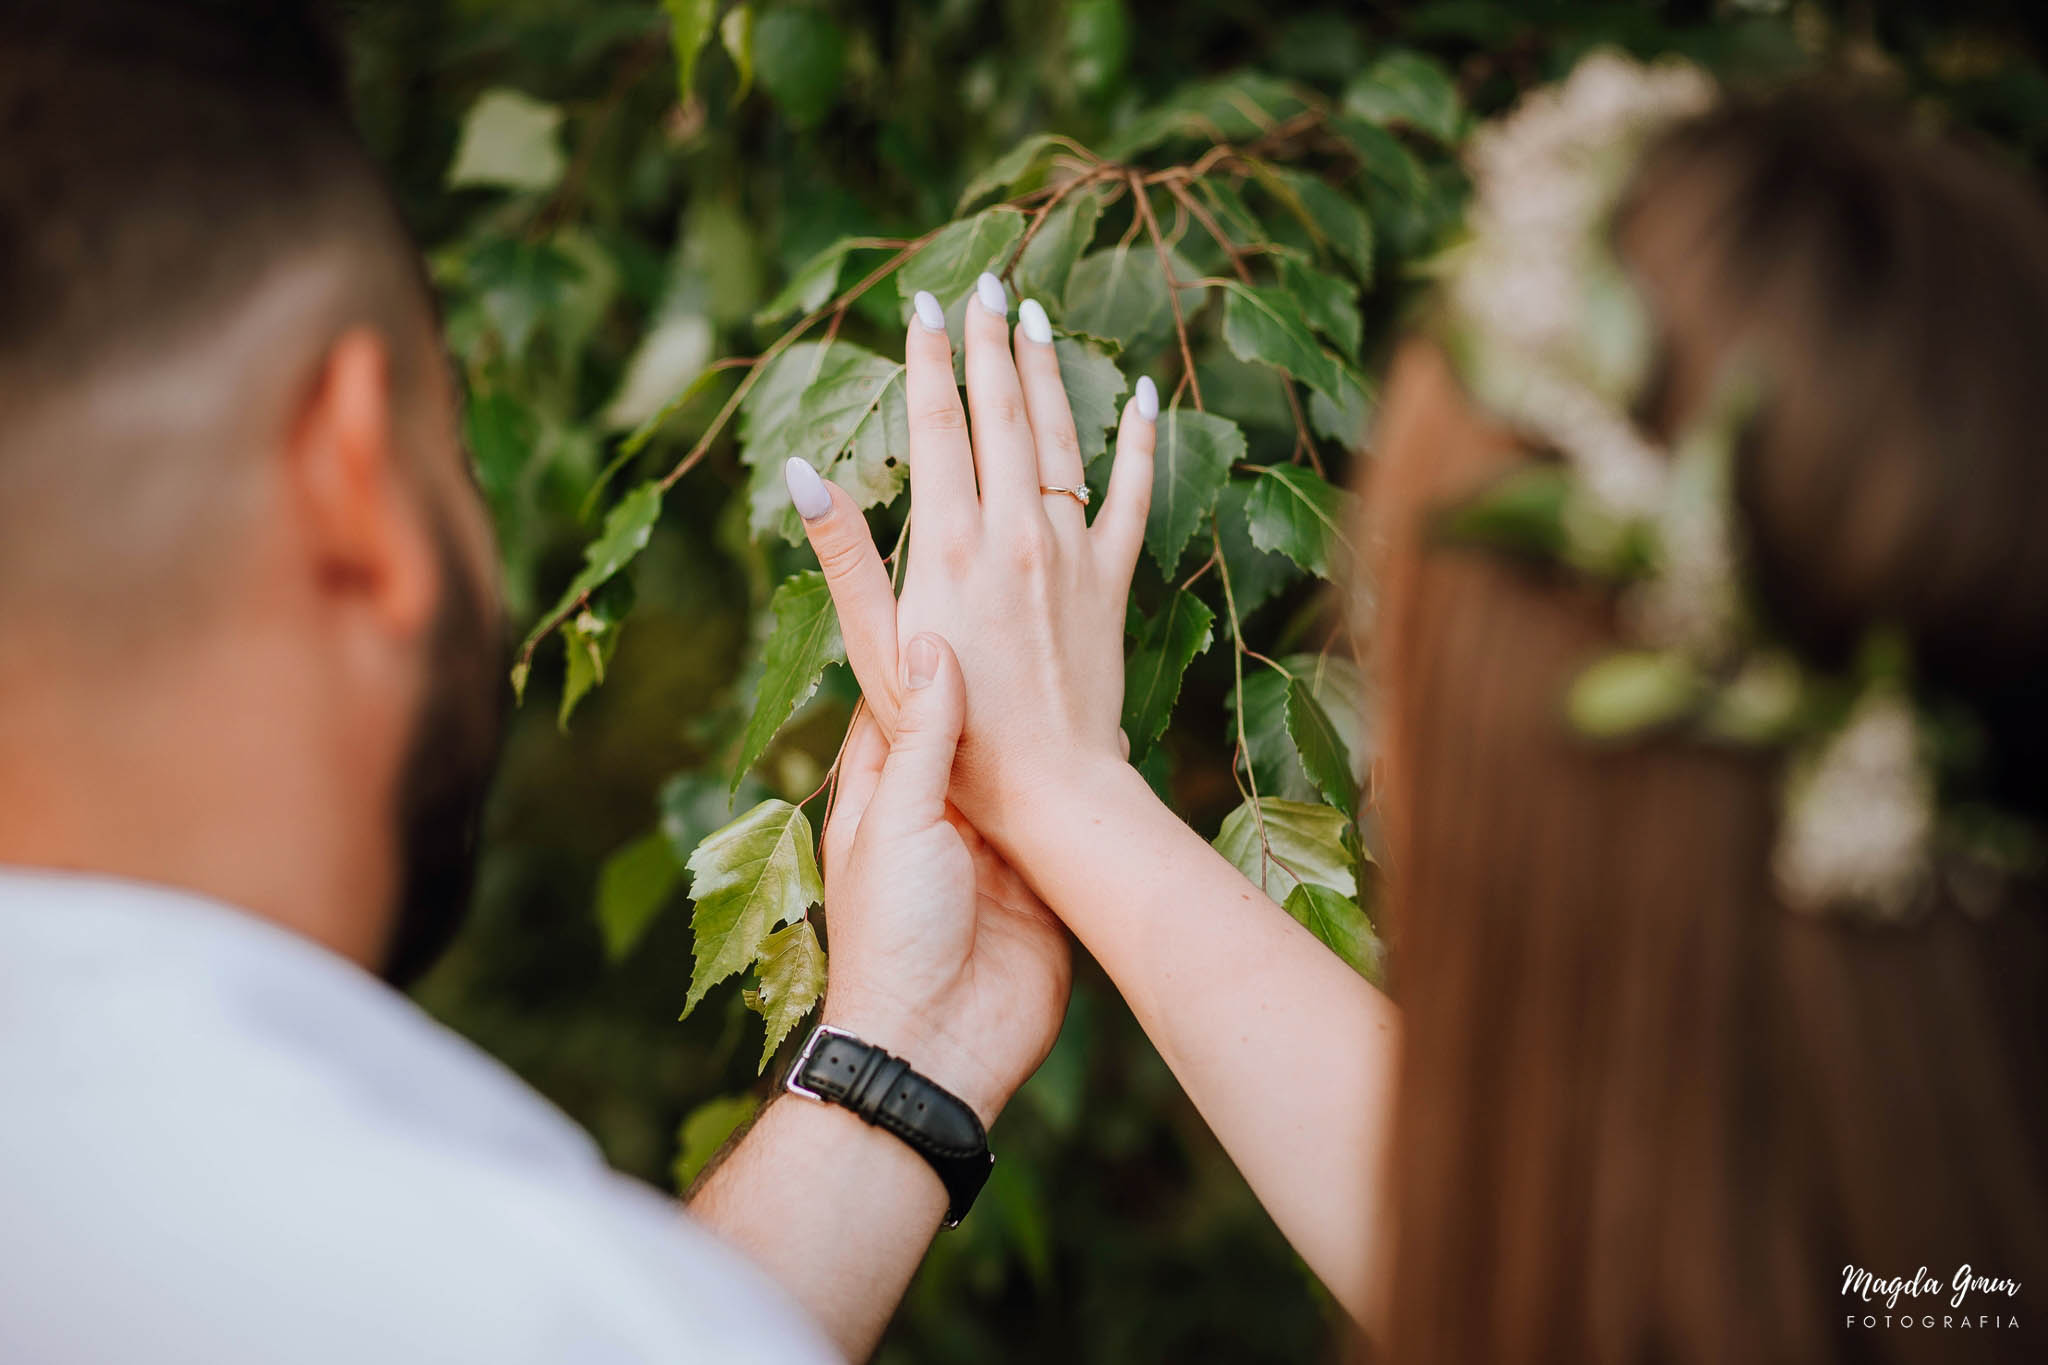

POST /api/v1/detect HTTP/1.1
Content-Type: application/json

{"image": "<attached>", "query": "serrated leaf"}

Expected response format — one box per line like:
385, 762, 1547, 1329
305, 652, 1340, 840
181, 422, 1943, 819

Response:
1121, 591, 1215, 760
1277, 255, 1362, 361
1215, 479, 1302, 617
746, 919, 827, 1071
731, 571, 846, 792
1284, 884, 1384, 983
1343, 49, 1464, 144
1191, 176, 1266, 248
1245, 463, 1352, 580
1063, 243, 1206, 355
1259, 166, 1375, 284
1308, 365, 1376, 448
956, 133, 1064, 213
673, 1093, 762, 1191
447, 89, 565, 193
1219, 281, 1349, 404
898, 206, 1028, 309
1213, 797, 1357, 904
739, 341, 907, 541
662, 0, 718, 104
596, 831, 684, 962
756, 237, 870, 325
1053, 337, 1126, 465
1286, 676, 1355, 815
1014, 188, 1104, 313
518, 481, 663, 661
683, 799, 822, 1013
558, 608, 623, 730
1230, 654, 1368, 804
1146, 407, 1244, 575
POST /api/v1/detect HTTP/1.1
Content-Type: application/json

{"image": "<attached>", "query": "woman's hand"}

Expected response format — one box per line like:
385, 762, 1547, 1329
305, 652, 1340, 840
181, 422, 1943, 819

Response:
783, 273, 1158, 851
814, 632, 1072, 1125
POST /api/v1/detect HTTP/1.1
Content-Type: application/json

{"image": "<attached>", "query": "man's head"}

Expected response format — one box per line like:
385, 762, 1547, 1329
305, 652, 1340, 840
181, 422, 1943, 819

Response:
0, 0, 503, 983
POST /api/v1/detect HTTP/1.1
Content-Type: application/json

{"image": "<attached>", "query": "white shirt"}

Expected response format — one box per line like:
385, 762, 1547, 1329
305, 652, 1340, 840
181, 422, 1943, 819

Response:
0, 869, 838, 1364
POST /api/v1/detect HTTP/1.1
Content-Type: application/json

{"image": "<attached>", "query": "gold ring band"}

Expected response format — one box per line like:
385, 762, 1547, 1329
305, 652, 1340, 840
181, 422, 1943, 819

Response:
1039, 484, 1090, 507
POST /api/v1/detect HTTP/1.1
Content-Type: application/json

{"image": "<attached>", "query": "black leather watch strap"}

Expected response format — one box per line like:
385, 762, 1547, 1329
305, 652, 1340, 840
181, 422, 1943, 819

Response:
785, 1025, 993, 1227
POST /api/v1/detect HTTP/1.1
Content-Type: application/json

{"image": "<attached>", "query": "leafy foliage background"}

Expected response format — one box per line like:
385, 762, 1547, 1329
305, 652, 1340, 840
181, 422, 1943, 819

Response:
340, 2, 2047, 1359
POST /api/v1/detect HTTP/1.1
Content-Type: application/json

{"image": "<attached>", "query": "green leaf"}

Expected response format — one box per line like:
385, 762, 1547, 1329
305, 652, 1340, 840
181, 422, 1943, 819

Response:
596, 831, 684, 962
1245, 463, 1352, 580
1063, 243, 1206, 355
1230, 654, 1368, 804
446, 88, 565, 193
1122, 591, 1216, 760
1105, 73, 1313, 159
662, 0, 718, 104
1568, 650, 1704, 739
518, 481, 663, 662
1215, 479, 1302, 618
683, 799, 822, 1013
1219, 281, 1349, 404
1259, 166, 1375, 284
673, 1093, 761, 1191
1190, 176, 1267, 249
1213, 797, 1357, 904
720, 4, 754, 103
756, 237, 870, 325
744, 919, 827, 1071
898, 206, 1028, 310
660, 770, 770, 861
1146, 407, 1244, 575
1284, 884, 1385, 983
731, 571, 846, 793
754, 7, 845, 128
1307, 365, 1376, 449
738, 341, 907, 541
1277, 255, 1362, 361
558, 605, 622, 730
1014, 188, 1105, 313
465, 388, 537, 503
956, 133, 1064, 213
465, 237, 586, 360
1054, 337, 1127, 465
1286, 675, 1356, 815
1343, 49, 1464, 144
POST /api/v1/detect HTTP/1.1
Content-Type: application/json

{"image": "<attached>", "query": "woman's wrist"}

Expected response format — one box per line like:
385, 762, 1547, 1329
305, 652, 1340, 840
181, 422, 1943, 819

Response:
980, 749, 1164, 866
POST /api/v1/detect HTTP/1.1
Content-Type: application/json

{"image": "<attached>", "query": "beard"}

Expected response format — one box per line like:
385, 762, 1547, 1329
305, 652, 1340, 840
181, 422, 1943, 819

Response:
379, 517, 506, 989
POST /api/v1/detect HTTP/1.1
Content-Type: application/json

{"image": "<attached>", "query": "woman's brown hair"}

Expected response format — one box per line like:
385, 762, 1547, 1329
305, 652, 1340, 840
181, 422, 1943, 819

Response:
1373, 92, 2048, 1362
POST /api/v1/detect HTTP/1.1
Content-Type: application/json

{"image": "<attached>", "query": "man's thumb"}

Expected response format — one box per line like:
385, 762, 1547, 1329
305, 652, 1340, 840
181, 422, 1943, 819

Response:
870, 633, 964, 830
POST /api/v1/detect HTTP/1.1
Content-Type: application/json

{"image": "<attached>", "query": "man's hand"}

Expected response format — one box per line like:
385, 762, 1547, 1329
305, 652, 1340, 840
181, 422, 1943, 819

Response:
816, 632, 1072, 1126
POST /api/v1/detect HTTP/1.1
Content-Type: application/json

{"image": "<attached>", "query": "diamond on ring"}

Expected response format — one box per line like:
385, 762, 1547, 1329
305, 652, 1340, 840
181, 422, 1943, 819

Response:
1039, 484, 1089, 507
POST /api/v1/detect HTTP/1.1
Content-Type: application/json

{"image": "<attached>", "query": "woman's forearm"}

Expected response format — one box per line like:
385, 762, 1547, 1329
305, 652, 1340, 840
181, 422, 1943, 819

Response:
994, 758, 1398, 1328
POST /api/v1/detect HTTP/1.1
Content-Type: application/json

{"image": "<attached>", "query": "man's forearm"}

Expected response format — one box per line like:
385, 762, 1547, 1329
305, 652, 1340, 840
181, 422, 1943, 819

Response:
687, 1090, 949, 1361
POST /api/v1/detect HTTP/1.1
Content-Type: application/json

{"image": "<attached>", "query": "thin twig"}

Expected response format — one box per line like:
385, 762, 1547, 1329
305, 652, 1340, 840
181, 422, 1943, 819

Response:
1131, 170, 1203, 412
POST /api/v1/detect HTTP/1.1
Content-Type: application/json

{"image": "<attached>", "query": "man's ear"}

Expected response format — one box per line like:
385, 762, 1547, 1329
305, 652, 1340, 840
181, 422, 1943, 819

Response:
288, 327, 437, 640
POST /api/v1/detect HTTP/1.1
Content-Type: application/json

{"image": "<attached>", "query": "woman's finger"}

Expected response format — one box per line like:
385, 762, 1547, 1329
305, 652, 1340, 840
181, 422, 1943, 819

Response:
787, 463, 900, 732
1092, 375, 1159, 581
1013, 298, 1088, 535
962, 271, 1046, 518
905, 289, 979, 563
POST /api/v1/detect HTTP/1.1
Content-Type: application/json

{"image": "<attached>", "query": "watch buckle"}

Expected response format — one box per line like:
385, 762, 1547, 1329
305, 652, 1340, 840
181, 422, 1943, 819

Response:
783, 1023, 856, 1102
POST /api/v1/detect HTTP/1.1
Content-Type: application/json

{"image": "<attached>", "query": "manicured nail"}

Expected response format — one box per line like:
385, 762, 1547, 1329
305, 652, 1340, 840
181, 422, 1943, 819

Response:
913, 289, 946, 333
975, 271, 1008, 318
904, 634, 940, 690
1018, 298, 1053, 345
1135, 375, 1159, 421
784, 457, 832, 521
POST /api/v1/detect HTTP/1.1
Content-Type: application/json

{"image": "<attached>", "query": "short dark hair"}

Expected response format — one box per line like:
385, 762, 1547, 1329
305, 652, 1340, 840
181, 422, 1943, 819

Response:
0, 0, 424, 396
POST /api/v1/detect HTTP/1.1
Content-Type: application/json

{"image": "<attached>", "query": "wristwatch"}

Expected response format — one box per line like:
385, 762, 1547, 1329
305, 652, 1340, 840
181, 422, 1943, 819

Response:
784, 1024, 994, 1227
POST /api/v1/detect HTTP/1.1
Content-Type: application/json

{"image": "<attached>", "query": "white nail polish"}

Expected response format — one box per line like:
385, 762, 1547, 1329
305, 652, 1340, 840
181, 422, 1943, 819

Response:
784, 457, 832, 521
913, 290, 946, 333
1135, 375, 1159, 421
975, 271, 1008, 318
1018, 298, 1053, 345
